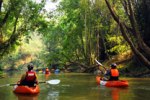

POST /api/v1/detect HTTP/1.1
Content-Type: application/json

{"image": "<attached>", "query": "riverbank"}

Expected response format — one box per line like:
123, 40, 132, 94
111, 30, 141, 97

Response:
119, 61, 150, 78
103, 51, 150, 78
0, 71, 5, 78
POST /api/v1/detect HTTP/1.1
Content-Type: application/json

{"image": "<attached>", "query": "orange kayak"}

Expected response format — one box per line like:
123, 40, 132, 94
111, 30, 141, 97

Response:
96, 76, 129, 87
13, 85, 40, 94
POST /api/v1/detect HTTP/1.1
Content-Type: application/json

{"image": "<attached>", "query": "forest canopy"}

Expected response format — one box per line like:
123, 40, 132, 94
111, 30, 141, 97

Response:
0, 0, 150, 74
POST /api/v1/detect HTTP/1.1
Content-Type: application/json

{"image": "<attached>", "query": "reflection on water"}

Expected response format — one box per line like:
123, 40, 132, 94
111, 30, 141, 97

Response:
15, 94, 38, 100
47, 91, 59, 100
111, 87, 128, 100
111, 88, 120, 100
95, 85, 129, 100
0, 73, 150, 100
45, 74, 51, 80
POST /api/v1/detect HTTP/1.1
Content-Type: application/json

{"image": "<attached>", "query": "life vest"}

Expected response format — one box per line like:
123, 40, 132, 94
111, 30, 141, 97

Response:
110, 69, 119, 77
25, 71, 36, 82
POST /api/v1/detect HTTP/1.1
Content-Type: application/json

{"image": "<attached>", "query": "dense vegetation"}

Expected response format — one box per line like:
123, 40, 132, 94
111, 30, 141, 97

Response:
0, 0, 149, 76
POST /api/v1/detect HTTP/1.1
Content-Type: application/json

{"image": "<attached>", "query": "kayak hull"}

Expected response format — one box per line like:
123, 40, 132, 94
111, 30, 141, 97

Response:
96, 76, 129, 87
13, 85, 40, 94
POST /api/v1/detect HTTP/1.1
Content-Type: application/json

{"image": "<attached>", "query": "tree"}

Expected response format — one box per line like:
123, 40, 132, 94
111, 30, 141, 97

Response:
0, 0, 45, 58
41, 0, 128, 71
105, 0, 150, 68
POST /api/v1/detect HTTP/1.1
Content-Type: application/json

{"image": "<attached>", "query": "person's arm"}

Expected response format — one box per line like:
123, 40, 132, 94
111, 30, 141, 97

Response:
20, 74, 26, 81
35, 73, 39, 84
18, 73, 26, 85
105, 69, 111, 76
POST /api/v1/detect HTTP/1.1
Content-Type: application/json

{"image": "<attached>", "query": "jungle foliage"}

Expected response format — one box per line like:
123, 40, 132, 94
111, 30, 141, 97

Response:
41, 0, 129, 71
0, 0, 149, 73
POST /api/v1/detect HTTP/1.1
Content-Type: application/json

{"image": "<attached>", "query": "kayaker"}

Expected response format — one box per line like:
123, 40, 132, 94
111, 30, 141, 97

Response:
18, 64, 38, 87
54, 68, 60, 74
45, 67, 50, 74
104, 63, 119, 81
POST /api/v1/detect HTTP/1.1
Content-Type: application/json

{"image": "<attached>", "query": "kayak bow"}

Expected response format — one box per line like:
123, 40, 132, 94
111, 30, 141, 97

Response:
13, 85, 40, 94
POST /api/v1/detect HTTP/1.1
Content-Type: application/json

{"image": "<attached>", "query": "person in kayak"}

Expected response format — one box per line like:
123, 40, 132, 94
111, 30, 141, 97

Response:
18, 64, 38, 87
104, 63, 119, 81
45, 67, 50, 74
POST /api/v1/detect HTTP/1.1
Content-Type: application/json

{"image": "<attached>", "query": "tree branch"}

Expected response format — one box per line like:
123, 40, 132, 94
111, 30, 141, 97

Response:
0, 0, 3, 12
105, 0, 150, 68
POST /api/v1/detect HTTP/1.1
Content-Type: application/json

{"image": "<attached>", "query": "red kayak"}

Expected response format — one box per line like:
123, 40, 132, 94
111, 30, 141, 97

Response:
13, 85, 40, 94
96, 76, 129, 87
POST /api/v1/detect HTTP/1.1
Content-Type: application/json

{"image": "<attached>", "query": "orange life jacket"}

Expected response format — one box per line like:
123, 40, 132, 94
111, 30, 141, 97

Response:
25, 71, 36, 82
110, 69, 119, 77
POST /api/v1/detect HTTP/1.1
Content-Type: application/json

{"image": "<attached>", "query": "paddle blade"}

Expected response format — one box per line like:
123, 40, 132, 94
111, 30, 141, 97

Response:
46, 79, 60, 85
95, 59, 103, 66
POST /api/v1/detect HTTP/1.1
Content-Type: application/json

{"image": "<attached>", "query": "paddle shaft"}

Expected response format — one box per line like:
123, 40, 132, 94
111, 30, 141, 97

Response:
39, 81, 46, 84
0, 79, 60, 87
9, 83, 18, 86
11, 80, 59, 85
8, 81, 46, 86
95, 59, 110, 80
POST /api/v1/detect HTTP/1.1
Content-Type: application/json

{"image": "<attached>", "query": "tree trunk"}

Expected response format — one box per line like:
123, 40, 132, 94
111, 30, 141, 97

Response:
122, 0, 150, 57
0, 0, 3, 12
105, 0, 150, 68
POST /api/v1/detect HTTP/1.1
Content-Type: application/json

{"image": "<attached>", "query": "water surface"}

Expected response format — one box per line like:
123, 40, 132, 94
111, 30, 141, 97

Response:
0, 72, 150, 100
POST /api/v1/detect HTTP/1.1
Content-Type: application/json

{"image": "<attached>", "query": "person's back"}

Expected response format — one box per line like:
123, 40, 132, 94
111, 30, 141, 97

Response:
103, 63, 119, 81
45, 68, 50, 74
109, 63, 119, 81
19, 64, 38, 87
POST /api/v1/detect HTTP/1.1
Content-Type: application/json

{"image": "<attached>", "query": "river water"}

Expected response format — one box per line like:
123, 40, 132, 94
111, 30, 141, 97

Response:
0, 72, 150, 100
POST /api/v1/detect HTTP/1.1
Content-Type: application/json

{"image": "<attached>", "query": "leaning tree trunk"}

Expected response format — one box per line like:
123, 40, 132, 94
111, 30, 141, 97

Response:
121, 0, 150, 58
105, 0, 150, 68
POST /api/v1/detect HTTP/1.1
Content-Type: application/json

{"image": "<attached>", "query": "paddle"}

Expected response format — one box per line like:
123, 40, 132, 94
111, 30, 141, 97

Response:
39, 79, 60, 85
95, 59, 109, 80
95, 59, 107, 70
95, 59, 120, 81
0, 79, 60, 87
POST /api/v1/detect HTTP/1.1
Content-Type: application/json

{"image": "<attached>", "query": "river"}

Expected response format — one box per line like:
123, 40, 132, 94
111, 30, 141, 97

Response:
0, 72, 150, 100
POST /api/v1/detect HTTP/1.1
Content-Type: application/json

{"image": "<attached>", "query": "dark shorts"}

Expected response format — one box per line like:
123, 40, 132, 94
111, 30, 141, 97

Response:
109, 77, 119, 81
20, 80, 35, 87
